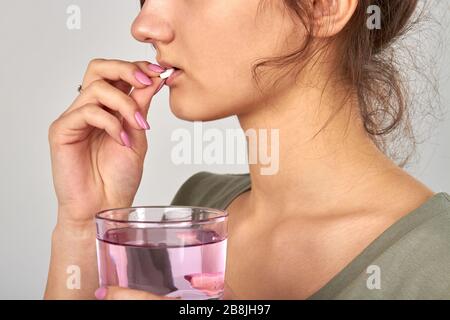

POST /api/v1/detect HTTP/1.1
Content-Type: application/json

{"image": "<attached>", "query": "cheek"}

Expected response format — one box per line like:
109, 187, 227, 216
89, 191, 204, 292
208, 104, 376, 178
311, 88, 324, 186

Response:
179, 0, 271, 79
169, 40, 282, 121
172, 34, 261, 119
168, 71, 258, 122
169, 1, 294, 120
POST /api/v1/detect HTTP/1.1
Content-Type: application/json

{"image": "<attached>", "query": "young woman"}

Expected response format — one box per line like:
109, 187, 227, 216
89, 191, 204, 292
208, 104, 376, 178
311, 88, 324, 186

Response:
45, 0, 450, 300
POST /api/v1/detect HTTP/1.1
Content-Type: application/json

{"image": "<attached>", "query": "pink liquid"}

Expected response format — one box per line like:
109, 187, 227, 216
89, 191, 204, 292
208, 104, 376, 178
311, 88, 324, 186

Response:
96, 227, 227, 300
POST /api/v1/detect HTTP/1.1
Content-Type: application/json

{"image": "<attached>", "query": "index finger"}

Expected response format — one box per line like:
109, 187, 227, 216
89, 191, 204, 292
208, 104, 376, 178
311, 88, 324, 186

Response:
82, 59, 165, 92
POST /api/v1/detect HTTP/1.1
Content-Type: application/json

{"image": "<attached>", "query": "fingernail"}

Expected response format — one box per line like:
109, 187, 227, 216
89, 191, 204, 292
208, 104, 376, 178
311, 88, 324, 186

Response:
184, 275, 192, 281
155, 80, 166, 94
135, 111, 150, 130
148, 63, 166, 73
95, 287, 107, 300
134, 70, 153, 86
120, 131, 132, 148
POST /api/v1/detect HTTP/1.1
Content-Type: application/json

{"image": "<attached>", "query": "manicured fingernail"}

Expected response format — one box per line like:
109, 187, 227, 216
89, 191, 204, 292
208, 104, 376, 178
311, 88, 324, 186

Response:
134, 70, 153, 86
184, 275, 192, 281
148, 63, 166, 73
95, 287, 107, 300
135, 111, 150, 130
155, 80, 166, 94
120, 131, 132, 148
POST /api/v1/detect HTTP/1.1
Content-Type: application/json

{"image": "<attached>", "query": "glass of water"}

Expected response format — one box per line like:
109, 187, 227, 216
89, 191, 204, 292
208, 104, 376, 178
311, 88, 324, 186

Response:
95, 206, 228, 300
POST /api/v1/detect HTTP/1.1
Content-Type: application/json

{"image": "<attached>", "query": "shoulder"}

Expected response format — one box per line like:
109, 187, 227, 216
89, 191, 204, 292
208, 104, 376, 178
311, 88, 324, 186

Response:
312, 192, 450, 300
362, 193, 450, 299
376, 193, 450, 298
170, 171, 251, 210
400, 192, 450, 268
401, 193, 450, 256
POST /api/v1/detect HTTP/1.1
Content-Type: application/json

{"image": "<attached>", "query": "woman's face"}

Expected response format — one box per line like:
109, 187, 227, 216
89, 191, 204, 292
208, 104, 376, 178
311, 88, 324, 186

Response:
132, 0, 299, 121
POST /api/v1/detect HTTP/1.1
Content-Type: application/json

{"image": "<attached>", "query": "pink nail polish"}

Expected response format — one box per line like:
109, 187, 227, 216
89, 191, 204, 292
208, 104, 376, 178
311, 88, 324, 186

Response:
135, 111, 150, 130
184, 275, 192, 281
95, 287, 107, 300
148, 63, 166, 73
120, 131, 132, 148
134, 70, 153, 86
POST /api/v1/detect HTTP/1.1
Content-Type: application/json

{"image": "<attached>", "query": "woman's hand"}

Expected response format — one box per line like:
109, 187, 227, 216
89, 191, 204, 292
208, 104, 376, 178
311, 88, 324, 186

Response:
48, 59, 166, 227
45, 59, 167, 299
94, 287, 181, 300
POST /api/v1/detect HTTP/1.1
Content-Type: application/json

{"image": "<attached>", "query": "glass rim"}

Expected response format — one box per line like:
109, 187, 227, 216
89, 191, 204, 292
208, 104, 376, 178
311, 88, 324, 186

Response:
95, 205, 228, 224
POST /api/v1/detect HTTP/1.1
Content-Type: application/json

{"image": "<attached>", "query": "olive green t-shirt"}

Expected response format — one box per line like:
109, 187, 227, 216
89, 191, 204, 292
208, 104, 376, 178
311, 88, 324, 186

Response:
170, 171, 450, 300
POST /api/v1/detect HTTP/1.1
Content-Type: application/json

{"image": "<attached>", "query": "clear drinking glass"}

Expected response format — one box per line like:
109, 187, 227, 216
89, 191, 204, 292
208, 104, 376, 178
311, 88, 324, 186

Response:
95, 206, 228, 300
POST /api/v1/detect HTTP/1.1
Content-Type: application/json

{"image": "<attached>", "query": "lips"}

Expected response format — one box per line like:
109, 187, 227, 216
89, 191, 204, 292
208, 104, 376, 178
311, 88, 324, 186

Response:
155, 59, 183, 86
165, 69, 183, 86
156, 60, 180, 71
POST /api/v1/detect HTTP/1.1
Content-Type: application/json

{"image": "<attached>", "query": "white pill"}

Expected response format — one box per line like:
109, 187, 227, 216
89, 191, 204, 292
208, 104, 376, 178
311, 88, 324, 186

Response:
160, 68, 175, 79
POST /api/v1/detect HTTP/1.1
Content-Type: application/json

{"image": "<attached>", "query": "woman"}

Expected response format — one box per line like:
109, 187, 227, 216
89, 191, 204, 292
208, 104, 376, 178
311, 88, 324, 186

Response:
45, 0, 450, 300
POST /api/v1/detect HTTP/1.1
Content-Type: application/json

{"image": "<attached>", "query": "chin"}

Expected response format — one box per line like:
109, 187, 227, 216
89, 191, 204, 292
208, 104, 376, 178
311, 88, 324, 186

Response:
169, 97, 234, 122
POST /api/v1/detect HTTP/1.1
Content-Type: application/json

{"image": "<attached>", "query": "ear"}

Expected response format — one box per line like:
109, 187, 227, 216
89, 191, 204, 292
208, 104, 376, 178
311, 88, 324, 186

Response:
312, 0, 358, 38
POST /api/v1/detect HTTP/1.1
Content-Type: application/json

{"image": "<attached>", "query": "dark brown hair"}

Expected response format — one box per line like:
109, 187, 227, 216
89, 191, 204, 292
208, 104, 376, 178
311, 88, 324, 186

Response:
253, 0, 432, 167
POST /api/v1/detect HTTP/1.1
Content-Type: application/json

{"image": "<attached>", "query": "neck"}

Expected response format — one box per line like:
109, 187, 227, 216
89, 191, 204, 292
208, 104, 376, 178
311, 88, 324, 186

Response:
236, 76, 399, 220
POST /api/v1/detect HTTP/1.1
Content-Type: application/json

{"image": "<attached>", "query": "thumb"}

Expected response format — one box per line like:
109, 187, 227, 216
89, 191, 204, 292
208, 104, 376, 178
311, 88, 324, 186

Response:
130, 60, 166, 118
122, 78, 166, 151
130, 77, 166, 119
185, 272, 225, 290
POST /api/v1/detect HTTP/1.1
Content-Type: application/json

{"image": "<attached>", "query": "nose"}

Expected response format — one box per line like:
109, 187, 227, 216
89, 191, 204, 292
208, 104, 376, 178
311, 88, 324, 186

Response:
131, 2, 174, 45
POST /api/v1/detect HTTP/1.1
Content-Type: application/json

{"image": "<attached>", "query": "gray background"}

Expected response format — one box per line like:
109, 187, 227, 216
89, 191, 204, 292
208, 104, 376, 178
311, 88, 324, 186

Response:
0, 0, 449, 299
